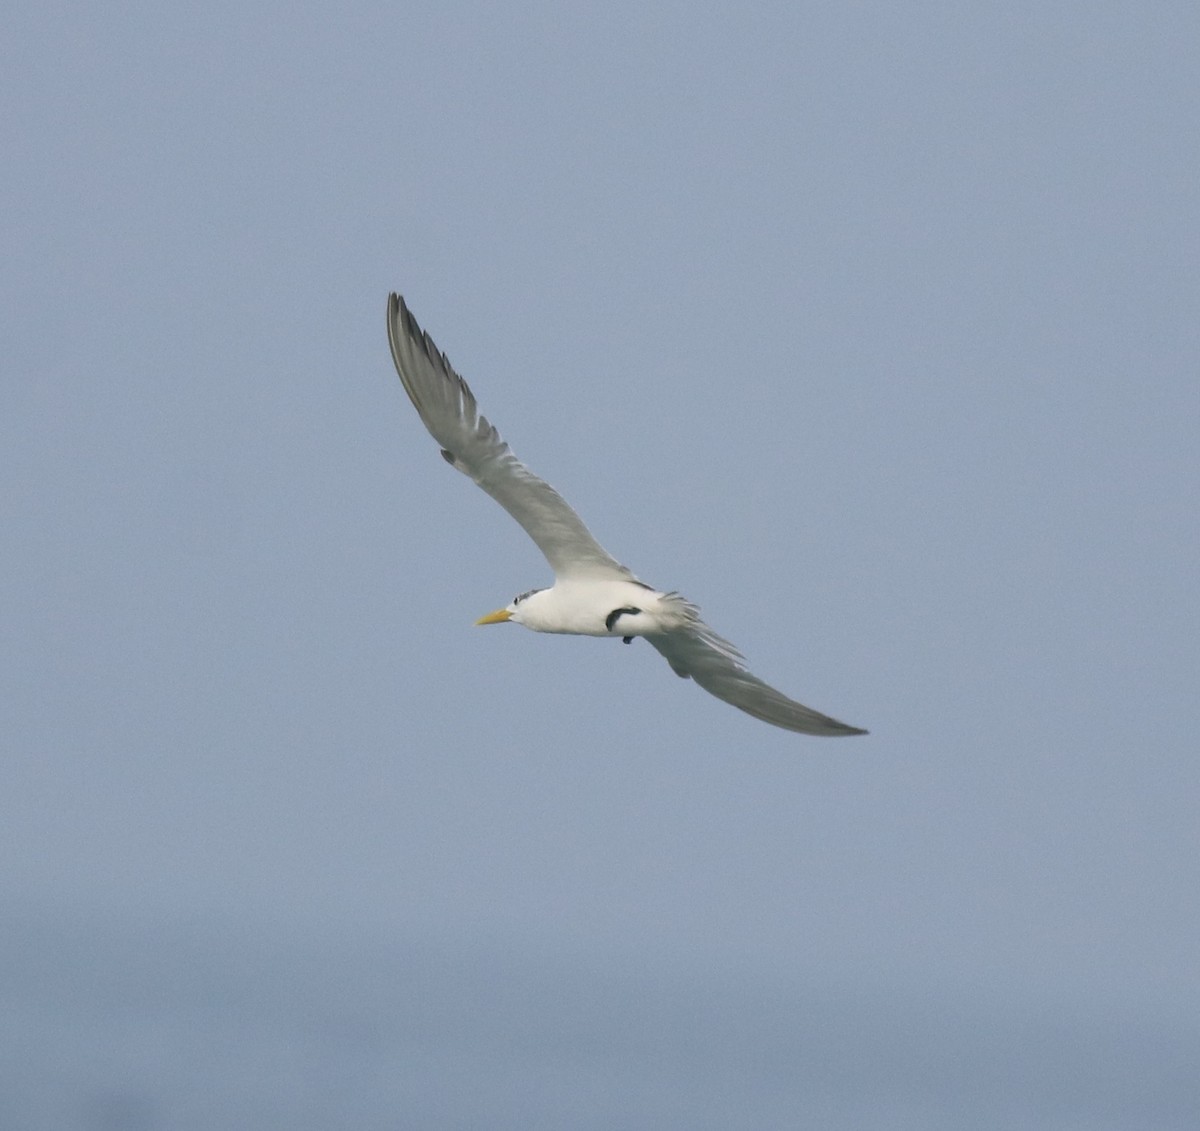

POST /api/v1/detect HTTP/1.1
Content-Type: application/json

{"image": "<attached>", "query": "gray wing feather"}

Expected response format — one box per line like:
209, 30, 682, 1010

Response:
646, 623, 868, 737
387, 294, 632, 581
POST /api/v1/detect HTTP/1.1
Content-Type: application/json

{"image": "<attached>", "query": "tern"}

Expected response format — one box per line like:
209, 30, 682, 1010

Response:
386, 294, 866, 737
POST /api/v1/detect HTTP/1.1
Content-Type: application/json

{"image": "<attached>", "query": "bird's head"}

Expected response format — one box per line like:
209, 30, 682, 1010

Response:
475, 586, 546, 628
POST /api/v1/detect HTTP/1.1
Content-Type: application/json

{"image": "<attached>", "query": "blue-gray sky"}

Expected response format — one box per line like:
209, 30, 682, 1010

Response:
4, 2, 1198, 1126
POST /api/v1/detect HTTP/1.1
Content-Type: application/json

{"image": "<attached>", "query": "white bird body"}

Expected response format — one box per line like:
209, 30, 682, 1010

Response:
502, 580, 686, 638
386, 293, 866, 737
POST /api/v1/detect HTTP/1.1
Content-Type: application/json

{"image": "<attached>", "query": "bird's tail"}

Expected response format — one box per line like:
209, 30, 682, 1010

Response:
656, 591, 747, 667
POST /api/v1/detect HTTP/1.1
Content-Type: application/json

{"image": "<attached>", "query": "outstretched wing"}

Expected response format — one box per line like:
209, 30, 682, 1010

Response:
646, 620, 867, 737
387, 294, 633, 581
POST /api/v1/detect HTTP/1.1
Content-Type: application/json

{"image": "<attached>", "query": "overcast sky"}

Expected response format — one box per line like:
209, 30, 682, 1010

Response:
4, 2, 1198, 1127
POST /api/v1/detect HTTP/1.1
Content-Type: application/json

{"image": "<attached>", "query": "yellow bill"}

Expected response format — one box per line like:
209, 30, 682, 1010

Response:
475, 608, 512, 625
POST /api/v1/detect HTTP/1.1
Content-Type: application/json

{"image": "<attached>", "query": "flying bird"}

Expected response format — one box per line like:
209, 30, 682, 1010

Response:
386, 294, 866, 737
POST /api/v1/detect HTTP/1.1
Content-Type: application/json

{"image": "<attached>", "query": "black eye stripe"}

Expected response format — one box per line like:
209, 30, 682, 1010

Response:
513, 587, 546, 605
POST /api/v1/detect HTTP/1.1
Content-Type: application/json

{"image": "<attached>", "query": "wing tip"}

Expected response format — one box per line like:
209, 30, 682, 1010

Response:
386, 292, 408, 339
388, 292, 421, 346
387, 292, 458, 381
828, 723, 869, 737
